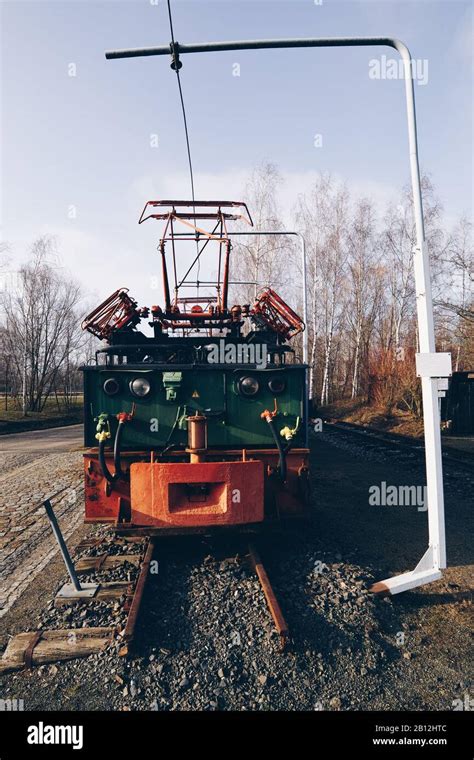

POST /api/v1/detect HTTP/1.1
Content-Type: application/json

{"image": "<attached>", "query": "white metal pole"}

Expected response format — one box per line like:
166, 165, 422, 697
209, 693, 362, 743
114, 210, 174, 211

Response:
374, 42, 448, 591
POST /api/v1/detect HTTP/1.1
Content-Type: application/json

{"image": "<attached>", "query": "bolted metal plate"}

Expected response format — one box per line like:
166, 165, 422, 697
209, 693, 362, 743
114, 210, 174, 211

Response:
130, 460, 264, 527
56, 582, 100, 600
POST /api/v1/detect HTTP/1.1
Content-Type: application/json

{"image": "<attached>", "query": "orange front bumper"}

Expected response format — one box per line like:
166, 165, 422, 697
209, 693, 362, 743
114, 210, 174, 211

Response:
84, 449, 309, 528
130, 460, 264, 527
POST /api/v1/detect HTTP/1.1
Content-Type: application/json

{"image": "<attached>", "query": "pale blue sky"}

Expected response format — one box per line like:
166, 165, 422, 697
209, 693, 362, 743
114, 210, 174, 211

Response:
1, 0, 472, 310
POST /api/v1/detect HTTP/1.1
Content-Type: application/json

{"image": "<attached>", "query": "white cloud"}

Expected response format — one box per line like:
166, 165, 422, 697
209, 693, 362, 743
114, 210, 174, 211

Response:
129, 166, 399, 229
2, 167, 402, 320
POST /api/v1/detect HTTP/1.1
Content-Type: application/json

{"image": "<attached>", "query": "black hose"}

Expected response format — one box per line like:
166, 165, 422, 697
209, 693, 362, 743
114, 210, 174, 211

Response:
266, 417, 287, 482
158, 442, 186, 459
164, 404, 184, 446
98, 437, 118, 484
113, 421, 128, 480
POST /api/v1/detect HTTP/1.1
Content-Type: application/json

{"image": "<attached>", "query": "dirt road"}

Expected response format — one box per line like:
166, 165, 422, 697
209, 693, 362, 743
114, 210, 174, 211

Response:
0, 424, 84, 453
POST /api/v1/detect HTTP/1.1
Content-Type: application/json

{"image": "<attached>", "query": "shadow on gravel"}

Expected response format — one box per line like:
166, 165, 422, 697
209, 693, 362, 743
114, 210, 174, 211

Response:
249, 526, 404, 671
393, 589, 473, 608
137, 541, 202, 655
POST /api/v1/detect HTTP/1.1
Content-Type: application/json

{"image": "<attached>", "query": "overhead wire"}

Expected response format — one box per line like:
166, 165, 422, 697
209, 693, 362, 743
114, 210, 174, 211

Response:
166, 0, 201, 287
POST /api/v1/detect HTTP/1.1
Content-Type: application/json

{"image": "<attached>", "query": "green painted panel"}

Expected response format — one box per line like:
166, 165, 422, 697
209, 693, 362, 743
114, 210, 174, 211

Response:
83, 366, 305, 449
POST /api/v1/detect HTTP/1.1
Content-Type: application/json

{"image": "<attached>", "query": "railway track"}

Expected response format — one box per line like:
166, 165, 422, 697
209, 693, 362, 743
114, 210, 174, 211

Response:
322, 418, 474, 471
116, 535, 289, 652
0, 511, 289, 673
2, 421, 469, 674
1, 438, 471, 711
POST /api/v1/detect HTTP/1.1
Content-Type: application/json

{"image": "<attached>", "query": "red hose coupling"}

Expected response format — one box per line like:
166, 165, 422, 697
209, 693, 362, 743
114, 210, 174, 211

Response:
260, 399, 278, 422
117, 411, 133, 423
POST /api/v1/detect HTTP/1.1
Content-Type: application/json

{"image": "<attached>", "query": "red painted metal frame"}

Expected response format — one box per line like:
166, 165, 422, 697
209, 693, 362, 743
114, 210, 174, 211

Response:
81, 288, 145, 341
83, 448, 310, 529
252, 287, 305, 340
139, 200, 253, 329
138, 200, 253, 226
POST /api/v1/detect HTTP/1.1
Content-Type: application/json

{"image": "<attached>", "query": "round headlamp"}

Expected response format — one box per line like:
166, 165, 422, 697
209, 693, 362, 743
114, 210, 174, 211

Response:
103, 378, 119, 396
268, 377, 286, 395
129, 377, 151, 398
238, 376, 259, 397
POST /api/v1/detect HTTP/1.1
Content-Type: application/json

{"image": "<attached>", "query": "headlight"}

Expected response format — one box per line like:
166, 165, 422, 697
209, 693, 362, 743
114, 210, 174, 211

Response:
103, 378, 119, 396
268, 377, 286, 394
129, 377, 151, 398
238, 376, 259, 397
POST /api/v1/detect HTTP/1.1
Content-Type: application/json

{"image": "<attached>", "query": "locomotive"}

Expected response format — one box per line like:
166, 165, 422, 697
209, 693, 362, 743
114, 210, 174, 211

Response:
81, 200, 309, 533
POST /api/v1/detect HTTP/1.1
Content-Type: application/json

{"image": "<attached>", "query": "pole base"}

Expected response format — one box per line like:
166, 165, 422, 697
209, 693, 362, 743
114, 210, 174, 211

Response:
56, 582, 100, 600
370, 546, 442, 595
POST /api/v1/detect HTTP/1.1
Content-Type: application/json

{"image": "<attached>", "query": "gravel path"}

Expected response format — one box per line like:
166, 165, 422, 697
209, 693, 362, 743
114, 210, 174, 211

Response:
0, 424, 83, 453
0, 452, 83, 619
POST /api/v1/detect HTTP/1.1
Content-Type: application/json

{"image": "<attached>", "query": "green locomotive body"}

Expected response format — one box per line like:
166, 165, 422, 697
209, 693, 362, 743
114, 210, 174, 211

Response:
81, 201, 309, 532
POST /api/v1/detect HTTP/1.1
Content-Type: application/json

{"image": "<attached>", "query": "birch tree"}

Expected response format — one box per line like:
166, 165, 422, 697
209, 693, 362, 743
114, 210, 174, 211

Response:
346, 198, 381, 398
296, 175, 349, 404
232, 162, 292, 304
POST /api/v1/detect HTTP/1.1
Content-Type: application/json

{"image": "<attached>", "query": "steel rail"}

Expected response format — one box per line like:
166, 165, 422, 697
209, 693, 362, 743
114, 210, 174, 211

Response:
322, 419, 474, 472
121, 537, 156, 655
248, 543, 289, 649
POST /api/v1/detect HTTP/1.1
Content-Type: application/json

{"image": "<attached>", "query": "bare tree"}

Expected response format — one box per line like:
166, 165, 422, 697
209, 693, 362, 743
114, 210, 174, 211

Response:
296, 174, 349, 404
346, 198, 381, 398
225, 163, 472, 414
295, 174, 332, 398
435, 216, 473, 370
231, 162, 295, 306
381, 174, 448, 353
1, 236, 84, 413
